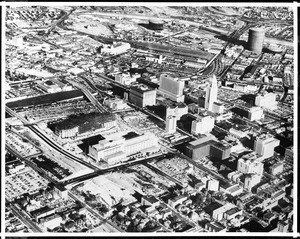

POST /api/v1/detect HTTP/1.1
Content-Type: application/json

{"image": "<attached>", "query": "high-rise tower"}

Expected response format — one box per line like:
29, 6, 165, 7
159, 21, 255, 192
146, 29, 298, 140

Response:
248, 28, 265, 53
205, 75, 218, 112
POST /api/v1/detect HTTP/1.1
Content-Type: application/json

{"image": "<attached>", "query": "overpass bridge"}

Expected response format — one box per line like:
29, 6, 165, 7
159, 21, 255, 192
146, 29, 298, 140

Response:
62, 153, 171, 186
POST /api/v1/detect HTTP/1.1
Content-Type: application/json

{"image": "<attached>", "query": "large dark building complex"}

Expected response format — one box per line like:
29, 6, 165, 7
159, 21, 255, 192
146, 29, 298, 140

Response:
185, 135, 231, 160
129, 84, 156, 108
49, 112, 116, 138
247, 28, 265, 53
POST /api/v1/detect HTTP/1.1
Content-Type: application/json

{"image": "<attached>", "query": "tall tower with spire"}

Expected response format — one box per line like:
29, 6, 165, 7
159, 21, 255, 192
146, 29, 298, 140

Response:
205, 75, 218, 112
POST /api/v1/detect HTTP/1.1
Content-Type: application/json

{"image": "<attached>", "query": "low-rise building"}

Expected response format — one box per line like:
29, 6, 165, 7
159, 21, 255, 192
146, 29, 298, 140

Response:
101, 42, 131, 55
30, 206, 56, 221
221, 183, 243, 197
104, 98, 128, 110
168, 194, 188, 208
205, 221, 226, 232
270, 162, 284, 176
89, 131, 159, 164
42, 214, 63, 230
212, 203, 236, 221
224, 207, 243, 221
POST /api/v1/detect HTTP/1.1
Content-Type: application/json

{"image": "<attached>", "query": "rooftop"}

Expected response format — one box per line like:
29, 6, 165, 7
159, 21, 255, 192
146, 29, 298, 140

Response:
51, 112, 115, 131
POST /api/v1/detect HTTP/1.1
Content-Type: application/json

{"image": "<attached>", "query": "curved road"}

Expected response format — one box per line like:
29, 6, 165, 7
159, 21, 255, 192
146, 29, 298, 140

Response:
6, 106, 99, 171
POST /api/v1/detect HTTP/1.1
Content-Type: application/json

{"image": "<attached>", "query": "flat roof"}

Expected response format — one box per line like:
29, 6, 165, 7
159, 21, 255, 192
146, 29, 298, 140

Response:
52, 112, 115, 131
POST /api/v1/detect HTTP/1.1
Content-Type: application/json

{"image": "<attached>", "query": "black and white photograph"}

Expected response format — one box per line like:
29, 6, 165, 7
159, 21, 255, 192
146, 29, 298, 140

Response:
2, 2, 298, 236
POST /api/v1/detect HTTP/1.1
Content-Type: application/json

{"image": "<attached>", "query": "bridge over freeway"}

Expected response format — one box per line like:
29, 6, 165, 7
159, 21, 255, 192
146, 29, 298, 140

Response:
62, 153, 172, 186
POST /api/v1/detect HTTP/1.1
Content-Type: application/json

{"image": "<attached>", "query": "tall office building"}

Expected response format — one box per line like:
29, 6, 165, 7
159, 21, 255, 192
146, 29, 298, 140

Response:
277, 220, 289, 232
207, 179, 219, 192
191, 115, 215, 135
254, 133, 280, 159
158, 73, 185, 102
165, 115, 177, 134
237, 152, 264, 176
166, 104, 188, 120
212, 102, 225, 114
255, 92, 277, 110
129, 84, 156, 108
205, 75, 218, 112
244, 174, 262, 191
248, 28, 265, 53
248, 106, 264, 121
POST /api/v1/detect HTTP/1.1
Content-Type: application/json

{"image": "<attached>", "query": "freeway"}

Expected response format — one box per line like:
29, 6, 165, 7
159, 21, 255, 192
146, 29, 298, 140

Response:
9, 202, 43, 232
94, 72, 129, 90
79, 85, 108, 113
6, 106, 99, 171
62, 153, 171, 186
45, 8, 75, 35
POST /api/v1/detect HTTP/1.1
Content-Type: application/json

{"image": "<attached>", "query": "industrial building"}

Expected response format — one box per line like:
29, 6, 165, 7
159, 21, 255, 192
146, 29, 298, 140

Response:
148, 19, 164, 30
36, 79, 73, 94
248, 28, 265, 53
50, 112, 116, 138
254, 133, 280, 159
101, 42, 131, 55
158, 73, 185, 102
129, 84, 156, 108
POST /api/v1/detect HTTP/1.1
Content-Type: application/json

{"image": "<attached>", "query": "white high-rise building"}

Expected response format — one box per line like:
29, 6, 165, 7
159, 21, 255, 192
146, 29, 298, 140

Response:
248, 107, 264, 121
165, 115, 177, 134
166, 104, 188, 120
254, 133, 280, 159
207, 179, 219, 191
237, 152, 264, 176
255, 92, 277, 110
191, 115, 215, 135
158, 73, 185, 102
205, 75, 218, 111
244, 174, 262, 191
